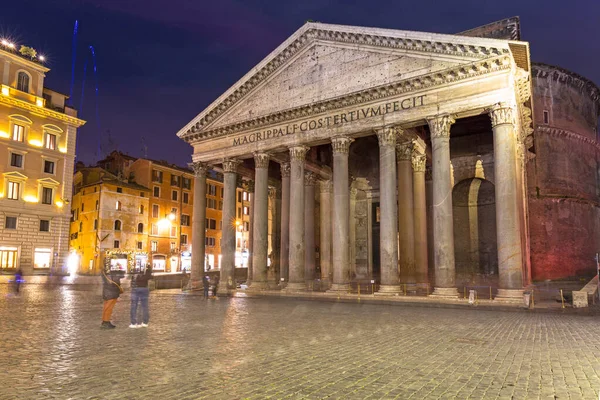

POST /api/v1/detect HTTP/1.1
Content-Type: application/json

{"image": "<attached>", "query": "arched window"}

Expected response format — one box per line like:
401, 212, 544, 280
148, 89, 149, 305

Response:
114, 220, 121, 231
137, 223, 143, 233
139, 204, 144, 214
17, 72, 30, 93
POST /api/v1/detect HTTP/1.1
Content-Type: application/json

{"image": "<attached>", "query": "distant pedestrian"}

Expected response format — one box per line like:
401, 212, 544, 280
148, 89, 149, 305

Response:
203, 275, 210, 299
101, 268, 123, 329
13, 268, 23, 294
130, 267, 152, 328
213, 275, 220, 298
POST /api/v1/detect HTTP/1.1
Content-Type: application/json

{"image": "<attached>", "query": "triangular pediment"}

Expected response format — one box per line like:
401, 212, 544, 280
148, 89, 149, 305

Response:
178, 22, 514, 140
3, 171, 28, 180
38, 177, 61, 186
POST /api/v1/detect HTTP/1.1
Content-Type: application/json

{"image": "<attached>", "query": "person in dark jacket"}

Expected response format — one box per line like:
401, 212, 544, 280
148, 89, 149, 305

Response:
101, 268, 123, 329
202, 275, 210, 299
130, 267, 152, 328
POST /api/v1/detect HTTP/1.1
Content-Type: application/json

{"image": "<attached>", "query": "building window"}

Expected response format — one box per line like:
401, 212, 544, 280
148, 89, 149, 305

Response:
209, 219, 216, 230
153, 186, 160, 197
44, 133, 56, 150
183, 192, 189, 204
43, 160, 55, 174
238, 192, 242, 202
4, 216, 17, 229
151, 241, 158, 252
116, 187, 123, 193
171, 175, 180, 186
207, 184, 217, 196
115, 200, 121, 210
10, 153, 23, 168
7, 181, 20, 200
137, 223, 143, 233
12, 124, 24, 141
114, 220, 121, 231
81, 202, 85, 212
221, 188, 224, 197
205, 237, 215, 247
0, 247, 18, 269
170, 241, 177, 251
244, 221, 250, 232
152, 204, 159, 218
140, 192, 145, 197
170, 226, 176, 237
237, 207, 242, 218
218, 201, 223, 210
181, 234, 188, 245
114, 240, 120, 249
171, 207, 177, 217
152, 170, 163, 183
95, 200, 98, 210
17, 71, 30, 92
33, 248, 52, 269
181, 214, 190, 226
243, 191, 248, 201
41, 187, 53, 205
39, 220, 50, 232
543, 110, 549, 124
139, 205, 144, 214
94, 219, 98, 230
137, 241, 143, 250
182, 177, 191, 189
172, 190, 178, 201
151, 224, 158, 235
243, 206, 249, 215
79, 222, 82, 232
208, 198, 217, 209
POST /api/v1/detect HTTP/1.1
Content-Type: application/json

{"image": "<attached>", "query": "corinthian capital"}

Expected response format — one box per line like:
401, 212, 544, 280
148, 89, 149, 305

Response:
188, 161, 208, 177
375, 126, 400, 148
331, 136, 353, 154
222, 158, 241, 173
396, 141, 413, 160
427, 115, 455, 139
304, 172, 317, 186
488, 103, 515, 128
253, 152, 270, 169
411, 153, 426, 172
280, 162, 291, 178
289, 146, 309, 162
319, 179, 333, 193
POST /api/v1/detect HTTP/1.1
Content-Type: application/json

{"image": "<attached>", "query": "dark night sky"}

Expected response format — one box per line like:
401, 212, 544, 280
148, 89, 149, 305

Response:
2, 0, 599, 166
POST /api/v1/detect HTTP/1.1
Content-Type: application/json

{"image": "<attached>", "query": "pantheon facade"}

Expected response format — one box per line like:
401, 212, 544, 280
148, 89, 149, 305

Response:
177, 19, 600, 300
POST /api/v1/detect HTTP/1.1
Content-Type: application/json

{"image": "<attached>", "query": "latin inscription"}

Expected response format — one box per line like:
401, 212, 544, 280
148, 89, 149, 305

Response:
233, 95, 426, 146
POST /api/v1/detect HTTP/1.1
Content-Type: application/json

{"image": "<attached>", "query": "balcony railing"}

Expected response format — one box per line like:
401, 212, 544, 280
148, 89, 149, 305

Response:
1, 84, 45, 107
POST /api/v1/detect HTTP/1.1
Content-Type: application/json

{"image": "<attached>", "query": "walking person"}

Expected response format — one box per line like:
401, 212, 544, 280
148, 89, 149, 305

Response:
130, 266, 152, 328
101, 267, 123, 329
203, 274, 210, 299
13, 268, 23, 294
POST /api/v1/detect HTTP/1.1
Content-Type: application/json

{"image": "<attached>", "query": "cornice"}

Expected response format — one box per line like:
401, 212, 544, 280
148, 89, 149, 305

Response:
0, 95, 85, 127
532, 63, 600, 106
537, 126, 600, 152
181, 48, 512, 143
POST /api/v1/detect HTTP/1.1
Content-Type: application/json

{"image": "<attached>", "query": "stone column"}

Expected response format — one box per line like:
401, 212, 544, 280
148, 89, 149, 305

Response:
267, 186, 280, 288
397, 141, 416, 284
328, 136, 353, 292
279, 163, 291, 286
319, 180, 332, 288
246, 180, 255, 286
428, 115, 458, 297
489, 103, 524, 300
286, 146, 308, 291
189, 161, 208, 288
249, 153, 270, 290
412, 146, 428, 284
219, 159, 240, 295
376, 127, 401, 295
304, 172, 317, 285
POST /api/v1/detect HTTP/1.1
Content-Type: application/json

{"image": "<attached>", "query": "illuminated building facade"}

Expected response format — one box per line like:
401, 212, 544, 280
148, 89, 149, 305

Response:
0, 40, 85, 274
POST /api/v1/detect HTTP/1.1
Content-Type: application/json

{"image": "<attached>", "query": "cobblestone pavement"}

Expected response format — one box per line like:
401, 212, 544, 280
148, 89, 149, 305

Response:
2, 284, 600, 400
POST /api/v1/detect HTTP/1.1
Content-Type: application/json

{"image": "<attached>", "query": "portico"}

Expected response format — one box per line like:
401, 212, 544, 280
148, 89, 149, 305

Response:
178, 22, 534, 301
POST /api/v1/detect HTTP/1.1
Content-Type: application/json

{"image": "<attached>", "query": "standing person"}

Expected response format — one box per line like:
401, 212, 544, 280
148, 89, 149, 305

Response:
13, 268, 23, 294
101, 267, 123, 329
130, 267, 153, 328
202, 275, 210, 299
213, 275, 219, 298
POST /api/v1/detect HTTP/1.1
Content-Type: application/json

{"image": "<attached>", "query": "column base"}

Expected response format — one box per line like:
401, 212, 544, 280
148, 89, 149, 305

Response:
247, 281, 268, 291
375, 284, 402, 296
267, 280, 280, 290
494, 288, 524, 303
429, 287, 459, 298
326, 283, 349, 293
217, 283, 236, 296
186, 280, 202, 291
319, 278, 331, 291
284, 282, 306, 292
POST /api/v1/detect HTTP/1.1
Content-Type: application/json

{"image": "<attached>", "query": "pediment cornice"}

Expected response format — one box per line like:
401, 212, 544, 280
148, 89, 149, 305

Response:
178, 22, 514, 140
182, 54, 512, 143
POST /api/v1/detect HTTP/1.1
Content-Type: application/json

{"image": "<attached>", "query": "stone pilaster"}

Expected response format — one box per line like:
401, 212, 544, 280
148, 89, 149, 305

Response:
397, 140, 416, 284
319, 180, 332, 288
246, 180, 254, 285
249, 152, 270, 290
375, 127, 401, 295
411, 146, 428, 284
489, 103, 524, 301
189, 161, 208, 287
219, 158, 240, 295
328, 136, 353, 292
428, 115, 458, 297
286, 146, 309, 291
279, 163, 291, 286
304, 172, 317, 284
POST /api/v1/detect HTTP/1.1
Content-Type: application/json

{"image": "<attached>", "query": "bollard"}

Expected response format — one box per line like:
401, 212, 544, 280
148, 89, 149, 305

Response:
489, 286, 492, 300
560, 289, 565, 309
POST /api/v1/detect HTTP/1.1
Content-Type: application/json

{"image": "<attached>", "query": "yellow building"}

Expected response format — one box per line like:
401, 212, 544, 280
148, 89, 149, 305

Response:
69, 167, 150, 274
0, 39, 85, 274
